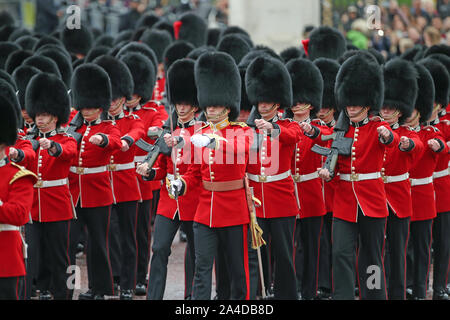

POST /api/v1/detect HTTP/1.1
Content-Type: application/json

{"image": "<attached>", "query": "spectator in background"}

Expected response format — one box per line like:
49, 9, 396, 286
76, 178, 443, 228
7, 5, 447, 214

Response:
347, 18, 369, 49
408, 26, 422, 44
118, 0, 146, 31
438, 0, 450, 19
35, 0, 61, 34
411, 0, 431, 23
424, 25, 443, 46
343, 5, 359, 32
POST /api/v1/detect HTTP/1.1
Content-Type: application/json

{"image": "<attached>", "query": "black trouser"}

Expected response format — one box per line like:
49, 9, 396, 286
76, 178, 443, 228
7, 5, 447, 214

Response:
146, 214, 194, 300
318, 212, 333, 293
214, 245, 231, 299
69, 205, 114, 296
299, 216, 323, 300
192, 222, 249, 300
257, 216, 297, 300
113, 201, 138, 291
294, 219, 303, 294
184, 241, 195, 299
332, 210, 387, 300
0, 277, 24, 300
433, 211, 450, 294
136, 199, 152, 286
108, 207, 121, 284
26, 220, 71, 299
385, 207, 410, 300
409, 219, 433, 299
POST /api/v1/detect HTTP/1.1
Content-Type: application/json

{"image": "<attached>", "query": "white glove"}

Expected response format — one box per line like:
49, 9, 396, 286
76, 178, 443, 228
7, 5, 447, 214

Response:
170, 179, 183, 197
0, 199, 3, 206
190, 134, 212, 148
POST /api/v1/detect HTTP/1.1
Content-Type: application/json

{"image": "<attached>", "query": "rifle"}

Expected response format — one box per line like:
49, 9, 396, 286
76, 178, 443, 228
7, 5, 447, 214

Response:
311, 111, 353, 178
23, 126, 40, 151
65, 111, 83, 144
135, 126, 172, 169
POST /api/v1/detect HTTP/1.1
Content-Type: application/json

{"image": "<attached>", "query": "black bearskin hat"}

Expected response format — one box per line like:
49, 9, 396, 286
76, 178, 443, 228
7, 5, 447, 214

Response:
163, 40, 195, 72
61, 27, 94, 56
5, 49, 32, 74
94, 55, 134, 101
424, 44, 450, 58
335, 52, 384, 114
140, 29, 173, 64
23, 55, 61, 79
39, 48, 73, 87
167, 58, 198, 107
0, 95, 18, 146
25, 73, 70, 126
400, 45, 425, 62
120, 52, 156, 102
0, 79, 21, 126
15, 35, 38, 51
307, 26, 346, 61
245, 55, 292, 109
0, 41, 20, 70
174, 12, 207, 48
186, 46, 216, 61
116, 42, 158, 73
71, 63, 112, 111
216, 34, 251, 65
413, 63, 435, 124
382, 58, 418, 123
195, 52, 241, 121
12, 65, 41, 110
285, 58, 323, 118
280, 47, 305, 64
419, 58, 450, 107
313, 58, 340, 112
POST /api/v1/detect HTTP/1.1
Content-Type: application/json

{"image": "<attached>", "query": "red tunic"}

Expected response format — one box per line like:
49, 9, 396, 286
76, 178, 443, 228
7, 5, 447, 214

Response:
109, 114, 145, 203
382, 125, 424, 218
125, 102, 165, 200
68, 119, 122, 208
182, 121, 252, 228
7, 133, 36, 170
0, 160, 36, 277
332, 118, 399, 223
292, 119, 332, 219
152, 121, 203, 221
409, 125, 448, 221
247, 119, 302, 219
432, 119, 450, 213
152, 76, 168, 121
30, 132, 78, 222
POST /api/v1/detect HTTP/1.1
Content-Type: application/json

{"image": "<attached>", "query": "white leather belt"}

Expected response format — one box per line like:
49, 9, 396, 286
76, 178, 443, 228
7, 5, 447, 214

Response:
433, 168, 449, 179
134, 156, 146, 163
410, 176, 433, 186
382, 173, 409, 184
340, 172, 381, 182
0, 224, 20, 232
247, 170, 291, 183
34, 178, 68, 188
292, 171, 319, 183
108, 162, 135, 171
70, 166, 107, 175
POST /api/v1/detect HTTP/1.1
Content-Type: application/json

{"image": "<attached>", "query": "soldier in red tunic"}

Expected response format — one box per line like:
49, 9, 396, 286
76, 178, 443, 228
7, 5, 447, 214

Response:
170, 52, 252, 300
319, 53, 398, 300
284, 58, 331, 300
406, 60, 449, 300
23, 73, 77, 300
0, 95, 37, 299
245, 56, 302, 299
95, 55, 146, 300
120, 52, 165, 295
379, 59, 423, 300
137, 58, 203, 300
68, 64, 122, 300
313, 57, 341, 300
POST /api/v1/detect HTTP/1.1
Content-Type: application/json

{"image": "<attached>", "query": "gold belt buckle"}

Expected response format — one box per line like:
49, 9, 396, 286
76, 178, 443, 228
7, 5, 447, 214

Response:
293, 174, 301, 183
351, 173, 359, 181
382, 175, 387, 183
76, 167, 85, 175
259, 175, 267, 182
108, 164, 117, 171
35, 179, 43, 188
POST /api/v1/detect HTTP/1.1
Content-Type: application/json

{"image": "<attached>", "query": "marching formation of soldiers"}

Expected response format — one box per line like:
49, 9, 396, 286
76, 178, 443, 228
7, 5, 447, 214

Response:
0, 9, 449, 301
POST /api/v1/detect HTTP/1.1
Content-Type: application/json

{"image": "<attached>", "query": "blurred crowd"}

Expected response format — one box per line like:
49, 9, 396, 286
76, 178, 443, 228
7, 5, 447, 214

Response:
328, 0, 450, 60
32, 0, 228, 36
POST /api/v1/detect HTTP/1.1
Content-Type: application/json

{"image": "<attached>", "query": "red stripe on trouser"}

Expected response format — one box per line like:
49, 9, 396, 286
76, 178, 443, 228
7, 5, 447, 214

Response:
381, 218, 388, 299
243, 225, 250, 300
105, 206, 115, 295
315, 217, 324, 295
15, 277, 19, 300
402, 221, 411, 300
425, 220, 434, 296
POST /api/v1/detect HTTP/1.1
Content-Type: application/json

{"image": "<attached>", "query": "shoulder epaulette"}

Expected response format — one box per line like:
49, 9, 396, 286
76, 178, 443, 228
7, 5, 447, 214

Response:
9, 163, 37, 185
423, 125, 439, 132
230, 121, 248, 127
